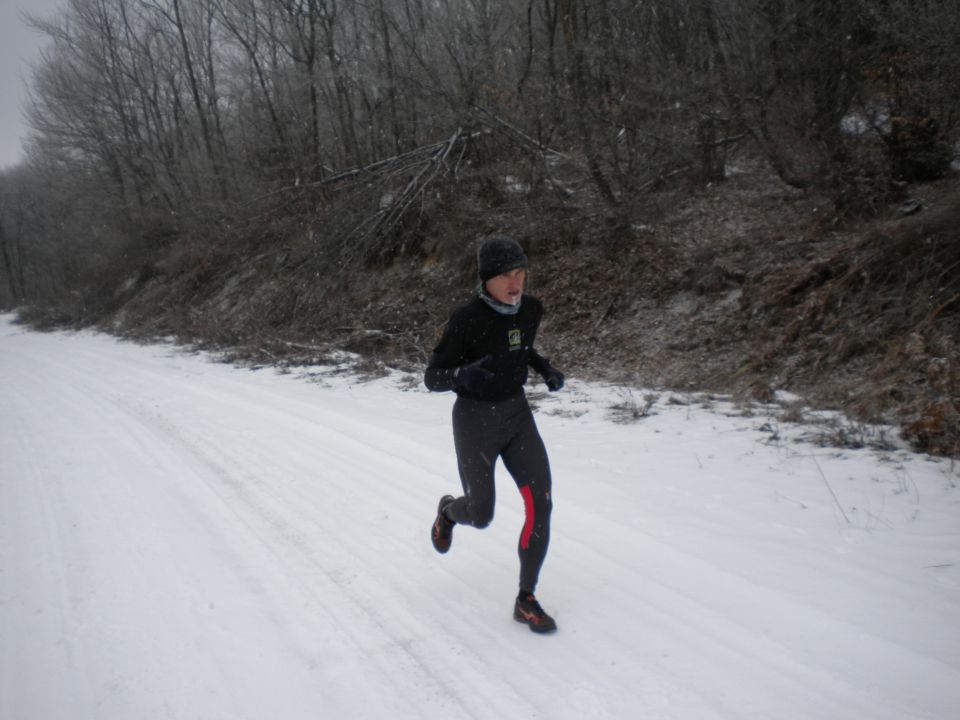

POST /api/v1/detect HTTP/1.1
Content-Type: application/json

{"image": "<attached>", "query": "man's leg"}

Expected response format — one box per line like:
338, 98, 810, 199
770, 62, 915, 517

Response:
501, 408, 552, 594
445, 398, 500, 529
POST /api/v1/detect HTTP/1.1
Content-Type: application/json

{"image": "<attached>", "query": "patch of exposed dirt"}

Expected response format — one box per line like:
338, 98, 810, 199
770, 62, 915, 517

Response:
101, 156, 960, 457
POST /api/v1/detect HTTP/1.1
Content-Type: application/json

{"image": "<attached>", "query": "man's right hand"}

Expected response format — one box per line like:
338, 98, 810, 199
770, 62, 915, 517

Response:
455, 355, 494, 393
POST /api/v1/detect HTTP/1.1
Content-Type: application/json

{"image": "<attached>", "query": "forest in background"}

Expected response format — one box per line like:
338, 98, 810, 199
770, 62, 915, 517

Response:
1, 0, 958, 455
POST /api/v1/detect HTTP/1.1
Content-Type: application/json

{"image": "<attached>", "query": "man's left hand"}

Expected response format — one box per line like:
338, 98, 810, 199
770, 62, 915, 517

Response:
542, 365, 564, 392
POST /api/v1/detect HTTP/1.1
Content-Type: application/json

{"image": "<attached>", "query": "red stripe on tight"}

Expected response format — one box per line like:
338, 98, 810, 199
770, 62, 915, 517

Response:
519, 485, 534, 550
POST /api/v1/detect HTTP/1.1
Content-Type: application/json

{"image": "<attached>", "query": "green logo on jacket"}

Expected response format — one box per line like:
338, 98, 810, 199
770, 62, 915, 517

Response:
508, 329, 522, 351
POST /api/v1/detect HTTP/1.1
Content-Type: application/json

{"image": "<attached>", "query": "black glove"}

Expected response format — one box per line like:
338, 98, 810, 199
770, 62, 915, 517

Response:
455, 355, 494, 393
541, 363, 564, 392
529, 350, 564, 392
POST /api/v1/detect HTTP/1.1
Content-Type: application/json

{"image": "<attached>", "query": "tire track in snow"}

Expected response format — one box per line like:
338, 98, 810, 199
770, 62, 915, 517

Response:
1, 379, 101, 719
36, 340, 562, 716
1, 332, 539, 719
116, 381, 546, 720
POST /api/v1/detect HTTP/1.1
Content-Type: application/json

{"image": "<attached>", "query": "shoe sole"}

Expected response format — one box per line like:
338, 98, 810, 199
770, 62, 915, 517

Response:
514, 609, 558, 634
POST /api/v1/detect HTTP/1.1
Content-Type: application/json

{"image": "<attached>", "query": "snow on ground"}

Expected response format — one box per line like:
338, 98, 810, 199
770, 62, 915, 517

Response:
1, 313, 958, 720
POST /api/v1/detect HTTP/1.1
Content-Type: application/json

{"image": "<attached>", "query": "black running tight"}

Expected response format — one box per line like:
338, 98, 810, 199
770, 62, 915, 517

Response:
444, 394, 552, 593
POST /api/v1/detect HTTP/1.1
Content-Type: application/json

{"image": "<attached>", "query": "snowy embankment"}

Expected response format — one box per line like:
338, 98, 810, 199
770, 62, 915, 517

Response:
1, 314, 958, 720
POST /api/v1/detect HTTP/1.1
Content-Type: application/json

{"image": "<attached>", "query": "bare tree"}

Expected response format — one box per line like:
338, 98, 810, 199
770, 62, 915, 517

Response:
138, 0, 228, 195
214, 0, 291, 167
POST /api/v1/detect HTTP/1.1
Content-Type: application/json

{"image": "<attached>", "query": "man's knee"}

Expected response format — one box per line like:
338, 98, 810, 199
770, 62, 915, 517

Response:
539, 491, 553, 519
466, 498, 495, 529
526, 483, 552, 518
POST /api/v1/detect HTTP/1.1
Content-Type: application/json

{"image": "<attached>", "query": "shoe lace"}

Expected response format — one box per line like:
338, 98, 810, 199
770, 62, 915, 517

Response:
520, 594, 545, 617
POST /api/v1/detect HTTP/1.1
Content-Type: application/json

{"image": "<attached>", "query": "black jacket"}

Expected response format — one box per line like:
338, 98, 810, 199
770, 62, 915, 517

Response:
424, 294, 551, 401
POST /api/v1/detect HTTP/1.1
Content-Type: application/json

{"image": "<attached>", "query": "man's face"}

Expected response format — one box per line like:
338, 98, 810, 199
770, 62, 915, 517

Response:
485, 267, 526, 305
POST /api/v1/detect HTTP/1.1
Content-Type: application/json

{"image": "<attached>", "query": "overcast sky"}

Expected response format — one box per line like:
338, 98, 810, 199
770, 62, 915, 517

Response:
1, 0, 65, 170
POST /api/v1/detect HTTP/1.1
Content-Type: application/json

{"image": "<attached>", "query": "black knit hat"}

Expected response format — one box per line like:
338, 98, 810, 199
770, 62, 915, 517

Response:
477, 235, 528, 282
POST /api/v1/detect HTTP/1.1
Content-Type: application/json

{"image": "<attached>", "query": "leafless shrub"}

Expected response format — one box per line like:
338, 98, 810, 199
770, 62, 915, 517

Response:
608, 389, 659, 424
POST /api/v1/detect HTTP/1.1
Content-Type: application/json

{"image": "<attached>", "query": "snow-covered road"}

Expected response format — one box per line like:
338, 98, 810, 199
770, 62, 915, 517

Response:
2, 314, 958, 719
